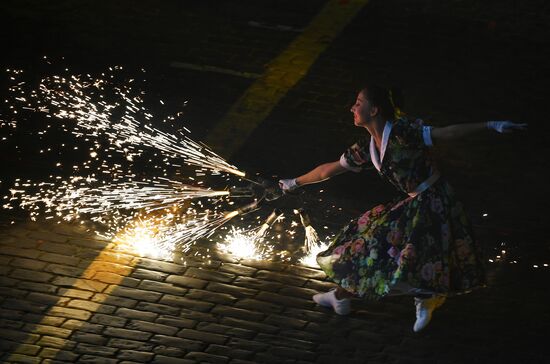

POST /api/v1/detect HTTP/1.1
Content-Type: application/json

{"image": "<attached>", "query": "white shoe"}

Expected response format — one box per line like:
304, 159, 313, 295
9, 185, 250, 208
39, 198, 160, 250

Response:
413, 295, 446, 332
313, 289, 351, 315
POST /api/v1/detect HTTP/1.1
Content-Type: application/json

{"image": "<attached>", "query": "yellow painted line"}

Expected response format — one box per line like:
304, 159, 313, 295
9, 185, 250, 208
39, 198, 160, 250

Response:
206, 0, 370, 158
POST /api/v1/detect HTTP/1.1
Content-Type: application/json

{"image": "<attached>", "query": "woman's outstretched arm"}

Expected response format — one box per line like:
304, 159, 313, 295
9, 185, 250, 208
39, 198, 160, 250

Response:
279, 160, 348, 193
295, 160, 348, 186
431, 121, 527, 142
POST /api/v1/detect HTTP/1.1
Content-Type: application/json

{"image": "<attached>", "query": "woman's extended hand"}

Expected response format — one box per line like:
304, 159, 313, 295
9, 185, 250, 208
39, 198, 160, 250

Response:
278, 178, 299, 193
486, 121, 528, 133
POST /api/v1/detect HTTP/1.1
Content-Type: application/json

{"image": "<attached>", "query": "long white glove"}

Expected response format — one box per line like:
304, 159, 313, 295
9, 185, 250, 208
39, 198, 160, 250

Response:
486, 121, 528, 133
278, 178, 299, 193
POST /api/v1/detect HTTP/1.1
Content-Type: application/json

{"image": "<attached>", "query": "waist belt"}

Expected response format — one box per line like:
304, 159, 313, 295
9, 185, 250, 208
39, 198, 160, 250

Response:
407, 171, 441, 198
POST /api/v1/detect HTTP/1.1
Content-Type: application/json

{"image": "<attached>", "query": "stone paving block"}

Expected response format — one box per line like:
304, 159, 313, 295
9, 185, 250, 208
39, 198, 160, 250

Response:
36, 336, 76, 350
206, 344, 254, 360
0, 318, 24, 330
280, 329, 322, 343
283, 307, 332, 322
185, 351, 229, 364
152, 355, 196, 364
255, 270, 308, 286
18, 281, 58, 294
150, 335, 206, 351
267, 345, 317, 361
116, 307, 158, 322
9, 257, 47, 270
91, 271, 139, 286
79, 355, 118, 364
49, 306, 92, 321
256, 291, 314, 310
67, 237, 110, 250
234, 298, 284, 314
10, 268, 53, 282
0, 308, 24, 320
186, 289, 238, 305
238, 259, 286, 271
23, 323, 72, 338
0, 328, 40, 345
211, 304, 265, 321
165, 275, 208, 289
117, 349, 155, 362
179, 308, 218, 323
58, 288, 94, 299
81, 261, 133, 276
71, 331, 108, 346
285, 265, 326, 279
152, 314, 195, 329
2, 298, 47, 314
232, 276, 284, 292
220, 317, 279, 335
28, 231, 68, 243
108, 338, 154, 351
39, 347, 79, 361
184, 267, 236, 283
51, 277, 107, 292
27, 292, 69, 306
1, 287, 28, 298
1, 247, 41, 260
226, 337, 269, 352
105, 285, 162, 302
177, 328, 229, 345
255, 333, 316, 351
3, 353, 41, 364
134, 258, 185, 274
264, 313, 308, 330
61, 319, 104, 334
38, 252, 81, 266
152, 345, 186, 357
278, 286, 320, 300
75, 343, 118, 356
91, 293, 138, 308
44, 263, 85, 277
68, 298, 115, 314
103, 327, 153, 341
219, 262, 258, 276
304, 279, 337, 291
131, 268, 168, 281
38, 242, 77, 255
0, 276, 18, 287
135, 302, 180, 316
206, 282, 258, 298
90, 313, 127, 327
197, 322, 256, 339
127, 320, 179, 336
138, 280, 188, 295
159, 294, 214, 312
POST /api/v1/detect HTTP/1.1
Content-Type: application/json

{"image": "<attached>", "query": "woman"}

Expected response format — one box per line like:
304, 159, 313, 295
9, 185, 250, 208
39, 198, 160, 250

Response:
279, 85, 527, 332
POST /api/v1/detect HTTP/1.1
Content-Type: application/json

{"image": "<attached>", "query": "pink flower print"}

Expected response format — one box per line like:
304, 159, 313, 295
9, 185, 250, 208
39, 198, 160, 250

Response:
357, 211, 371, 230
421, 263, 434, 281
351, 239, 365, 254
373, 204, 385, 215
332, 245, 346, 257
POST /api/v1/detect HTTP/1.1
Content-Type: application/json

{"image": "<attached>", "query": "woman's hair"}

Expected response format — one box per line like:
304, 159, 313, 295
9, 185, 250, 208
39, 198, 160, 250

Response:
361, 85, 405, 120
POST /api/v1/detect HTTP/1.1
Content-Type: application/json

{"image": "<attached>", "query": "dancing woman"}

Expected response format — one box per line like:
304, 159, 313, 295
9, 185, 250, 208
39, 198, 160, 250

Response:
279, 85, 527, 332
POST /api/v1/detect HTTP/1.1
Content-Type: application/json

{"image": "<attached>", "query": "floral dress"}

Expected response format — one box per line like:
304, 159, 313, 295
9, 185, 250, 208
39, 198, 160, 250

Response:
316, 117, 486, 300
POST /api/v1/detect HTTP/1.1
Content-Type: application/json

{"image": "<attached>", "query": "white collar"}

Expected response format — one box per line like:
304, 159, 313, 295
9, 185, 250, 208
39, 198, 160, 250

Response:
369, 121, 393, 171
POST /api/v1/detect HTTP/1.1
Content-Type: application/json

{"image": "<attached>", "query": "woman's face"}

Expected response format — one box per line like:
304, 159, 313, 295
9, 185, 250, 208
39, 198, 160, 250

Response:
350, 91, 374, 127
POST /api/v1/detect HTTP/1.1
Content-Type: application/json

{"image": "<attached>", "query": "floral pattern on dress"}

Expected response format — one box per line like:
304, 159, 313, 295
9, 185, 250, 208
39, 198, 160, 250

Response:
317, 117, 486, 300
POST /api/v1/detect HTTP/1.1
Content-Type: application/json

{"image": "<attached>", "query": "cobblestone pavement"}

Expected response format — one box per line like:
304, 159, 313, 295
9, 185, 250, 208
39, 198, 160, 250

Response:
1, 0, 550, 363
1, 221, 549, 363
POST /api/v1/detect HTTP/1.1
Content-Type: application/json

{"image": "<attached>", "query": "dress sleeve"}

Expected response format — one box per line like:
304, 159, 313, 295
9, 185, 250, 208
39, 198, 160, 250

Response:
392, 117, 434, 148
339, 138, 372, 172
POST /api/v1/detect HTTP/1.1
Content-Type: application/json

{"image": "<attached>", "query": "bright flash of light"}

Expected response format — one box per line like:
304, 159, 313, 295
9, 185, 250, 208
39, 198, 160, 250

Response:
217, 226, 274, 260
298, 224, 329, 268
113, 217, 173, 260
